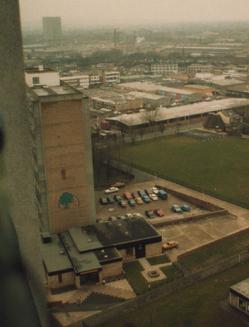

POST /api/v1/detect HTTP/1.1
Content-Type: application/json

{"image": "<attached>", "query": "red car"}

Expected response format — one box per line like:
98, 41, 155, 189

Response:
123, 192, 133, 200
154, 209, 165, 217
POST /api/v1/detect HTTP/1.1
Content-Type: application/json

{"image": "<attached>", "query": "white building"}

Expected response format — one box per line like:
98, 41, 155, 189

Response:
103, 71, 120, 84
151, 64, 178, 76
60, 74, 89, 89
187, 64, 213, 75
25, 66, 60, 87
89, 74, 101, 86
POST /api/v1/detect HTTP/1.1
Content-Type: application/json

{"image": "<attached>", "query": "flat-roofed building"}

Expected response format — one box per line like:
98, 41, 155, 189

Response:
41, 217, 162, 290
229, 278, 249, 315
151, 64, 178, 76
103, 71, 120, 84
60, 74, 90, 89
25, 66, 60, 87
106, 98, 249, 132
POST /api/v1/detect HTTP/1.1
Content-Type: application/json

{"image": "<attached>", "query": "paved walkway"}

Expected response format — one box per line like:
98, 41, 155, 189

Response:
139, 257, 172, 283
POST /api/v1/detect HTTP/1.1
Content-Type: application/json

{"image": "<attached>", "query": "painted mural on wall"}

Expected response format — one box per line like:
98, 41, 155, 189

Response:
58, 192, 80, 209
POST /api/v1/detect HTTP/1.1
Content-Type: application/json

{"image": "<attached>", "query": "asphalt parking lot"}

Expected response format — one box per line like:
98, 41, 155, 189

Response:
95, 179, 249, 263
95, 180, 205, 221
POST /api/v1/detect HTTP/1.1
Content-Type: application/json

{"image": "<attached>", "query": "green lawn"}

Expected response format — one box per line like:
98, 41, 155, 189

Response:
123, 261, 149, 295
147, 254, 171, 265
160, 264, 184, 282
102, 260, 249, 327
112, 135, 249, 208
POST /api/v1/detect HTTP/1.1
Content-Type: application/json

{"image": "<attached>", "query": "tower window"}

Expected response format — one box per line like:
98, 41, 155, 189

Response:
32, 76, 40, 85
61, 168, 66, 180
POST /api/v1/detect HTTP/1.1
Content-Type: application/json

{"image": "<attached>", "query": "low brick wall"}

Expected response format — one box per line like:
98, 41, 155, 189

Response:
151, 209, 228, 228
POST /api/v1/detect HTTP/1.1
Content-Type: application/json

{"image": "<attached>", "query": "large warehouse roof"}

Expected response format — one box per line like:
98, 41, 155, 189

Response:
118, 81, 195, 95
107, 98, 249, 127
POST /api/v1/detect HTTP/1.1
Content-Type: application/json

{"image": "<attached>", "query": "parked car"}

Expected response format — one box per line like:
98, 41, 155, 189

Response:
111, 182, 125, 188
145, 210, 156, 219
181, 204, 191, 212
158, 189, 168, 200
128, 199, 136, 207
99, 197, 108, 205
150, 193, 158, 201
154, 209, 164, 217
133, 212, 143, 218
135, 197, 143, 205
125, 213, 133, 219
105, 186, 119, 194
107, 196, 115, 204
124, 192, 133, 200
117, 215, 126, 220
162, 241, 178, 251
108, 216, 117, 221
152, 186, 159, 194
172, 204, 182, 213
138, 190, 146, 197
119, 200, 127, 208
114, 195, 122, 202
132, 191, 139, 199
142, 195, 151, 203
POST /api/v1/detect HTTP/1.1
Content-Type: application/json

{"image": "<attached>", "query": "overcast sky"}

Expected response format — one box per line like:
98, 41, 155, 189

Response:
20, 0, 249, 29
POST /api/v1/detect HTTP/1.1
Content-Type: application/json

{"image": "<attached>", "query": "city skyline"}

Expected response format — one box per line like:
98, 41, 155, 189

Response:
20, 0, 249, 30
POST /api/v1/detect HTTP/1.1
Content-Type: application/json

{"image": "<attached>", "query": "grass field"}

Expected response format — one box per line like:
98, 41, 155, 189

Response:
113, 135, 249, 208
123, 261, 183, 295
102, 260, 249, 327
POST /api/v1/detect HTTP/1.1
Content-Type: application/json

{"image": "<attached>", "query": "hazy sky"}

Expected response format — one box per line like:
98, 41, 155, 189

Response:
20, 0, 249, 29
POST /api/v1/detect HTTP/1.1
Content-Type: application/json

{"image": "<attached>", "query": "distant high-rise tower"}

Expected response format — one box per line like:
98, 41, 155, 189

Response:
42, 17, 62, 42
114, 28, 119, 48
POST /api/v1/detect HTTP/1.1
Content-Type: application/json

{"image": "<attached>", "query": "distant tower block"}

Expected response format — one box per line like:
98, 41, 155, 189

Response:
28, 79, 96, 233
42, 16, 62, 42
114, 28, 119, 48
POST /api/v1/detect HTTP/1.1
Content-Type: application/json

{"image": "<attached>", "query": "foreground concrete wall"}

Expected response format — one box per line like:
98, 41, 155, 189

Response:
0, 1, 47, 325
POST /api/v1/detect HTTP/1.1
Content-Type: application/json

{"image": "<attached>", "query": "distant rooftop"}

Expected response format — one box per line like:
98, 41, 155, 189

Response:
119, 81, 195, 95
30, 85, 81, 98
25, 66, 56, 74
107, 98, 249, 127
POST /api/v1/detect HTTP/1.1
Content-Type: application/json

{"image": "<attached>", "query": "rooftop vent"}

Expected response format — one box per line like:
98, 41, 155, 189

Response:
41, 232, 51, 244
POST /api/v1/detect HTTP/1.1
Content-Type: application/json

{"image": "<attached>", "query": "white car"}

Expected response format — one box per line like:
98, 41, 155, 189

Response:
104, 187, 119, 194
150, 193, 158, 201
152, 187, 159, 194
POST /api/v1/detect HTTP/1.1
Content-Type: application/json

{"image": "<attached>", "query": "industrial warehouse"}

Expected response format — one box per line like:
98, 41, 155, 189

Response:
105, 98, 249, 133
